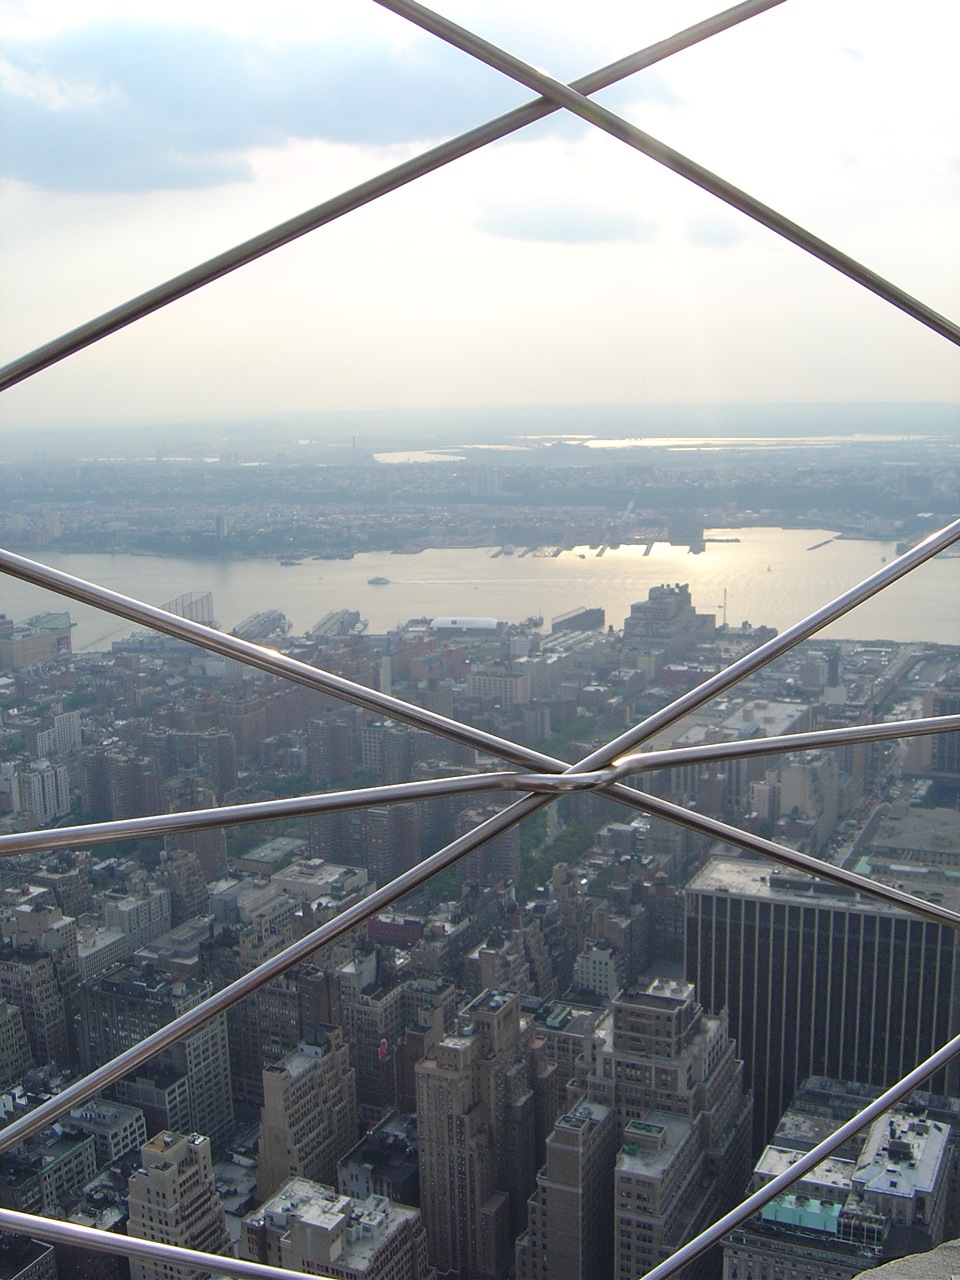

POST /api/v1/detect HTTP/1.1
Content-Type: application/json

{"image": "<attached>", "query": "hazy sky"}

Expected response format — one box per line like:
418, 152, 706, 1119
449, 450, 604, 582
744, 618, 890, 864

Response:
1, 0, 958, 427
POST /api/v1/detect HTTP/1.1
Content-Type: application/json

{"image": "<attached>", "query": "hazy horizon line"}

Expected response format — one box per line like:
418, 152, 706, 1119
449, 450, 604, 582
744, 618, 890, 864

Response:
2, 399, 958, 442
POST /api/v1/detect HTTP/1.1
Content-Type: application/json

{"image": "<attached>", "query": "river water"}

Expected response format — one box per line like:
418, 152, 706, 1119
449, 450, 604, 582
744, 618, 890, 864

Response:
2, 528, 958, 652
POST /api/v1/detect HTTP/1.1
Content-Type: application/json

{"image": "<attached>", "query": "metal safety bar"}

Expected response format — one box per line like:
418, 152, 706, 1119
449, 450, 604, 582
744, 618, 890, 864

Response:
609, 714, 960, 778
0, 0, 788, 393
0, 771, 541, 857
4, 518, 960, 777
1, 521, 959, 1170
640, 1026, 960, 1280
0, 1205, 333, 1280
2, 714, 957, 861
1, 0, 958, 1276
374, 0, 960, 346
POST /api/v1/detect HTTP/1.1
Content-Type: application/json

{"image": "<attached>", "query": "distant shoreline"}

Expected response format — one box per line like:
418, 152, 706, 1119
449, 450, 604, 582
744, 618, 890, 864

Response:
2, 401, 958, 459
7, 530, 958, 651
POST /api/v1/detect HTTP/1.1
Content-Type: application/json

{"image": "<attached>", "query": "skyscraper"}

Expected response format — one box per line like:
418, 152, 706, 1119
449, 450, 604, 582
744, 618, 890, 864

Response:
415, 989, 557, 1278
579, 979, 753, 1279
909, 685, 960, 782
515, 1098, 617, 1280
199, 882, 299, 1108
456, 806, 521, 889
622, 583, 716, 673
257, 1030, 358, 1202
0, 1001, 32, 1087
338, 949, 454, 1123
241, 1177, 430, 1280
127, 1131, 231, 1280
0, 951, 70, 1070
686, 857, 960, 1149
80, 964, 233, 1153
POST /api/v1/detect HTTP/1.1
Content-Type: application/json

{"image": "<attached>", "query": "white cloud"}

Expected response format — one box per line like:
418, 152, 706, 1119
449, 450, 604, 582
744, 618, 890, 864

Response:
477, 198, 658, 244
685, 216, 745, 249
0, 0, 957, 424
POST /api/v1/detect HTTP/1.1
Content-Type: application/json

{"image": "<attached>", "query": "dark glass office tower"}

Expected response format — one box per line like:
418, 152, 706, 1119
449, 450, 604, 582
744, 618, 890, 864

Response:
686, 857, 960, 1151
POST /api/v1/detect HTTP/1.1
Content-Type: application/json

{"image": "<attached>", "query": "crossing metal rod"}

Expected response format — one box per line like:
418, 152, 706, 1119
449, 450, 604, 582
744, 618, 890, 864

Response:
639, 1027, 960, 1280
0, 526, 958, 1145
0, 772, 954, 1165
612, 785, 960, 928
571, 516, 960, 772
2, 713, 956, 860
0, 0, 786, 392
0, 546, 563, 775
0, 1205, 332, 1280
0, 793, 549, 1156
3, 516, 960, 785
4, 713, 959, 926
0, 771, 539, 858
375, 0, 960, 346
2, 736, 958, 1161
609, 713, 960, 779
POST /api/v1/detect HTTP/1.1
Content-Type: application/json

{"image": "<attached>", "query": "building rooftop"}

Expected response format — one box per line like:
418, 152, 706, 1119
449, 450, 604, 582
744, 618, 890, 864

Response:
721, 698, 811, 740
555, 1100, 610, 1134
774, 1107, 861, 1155
760, 1193, 842, 1235
687, 856, 902, 914
871, 808, 960, 861
431, 617, 499, 631
618, 1111, 692, 1177
757, 1145, 854, 1193
78, 925, 125, 957
251, 1179, 351, 1235
270, 857, 368, 903
338, 1111, 418, 1191
535, 1001, 600, 1035
462, 988, 517, 1016
641, 976, 695, 1005
70, 1098, 143, 1134
855, 1113, 949, 1200
233, 835, 303, 871
265, 1040, 333, 1081
251, 1177, 420, 1268
135, 915, 214, 969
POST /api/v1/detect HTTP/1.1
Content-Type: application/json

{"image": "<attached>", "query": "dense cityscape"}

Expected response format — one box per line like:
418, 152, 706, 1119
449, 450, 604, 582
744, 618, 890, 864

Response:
0, 443, 958, 1280
1, 0, 956, 1274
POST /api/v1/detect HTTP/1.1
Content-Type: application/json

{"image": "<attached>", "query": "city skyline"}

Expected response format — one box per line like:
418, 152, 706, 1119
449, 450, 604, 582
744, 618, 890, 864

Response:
1, 2, 959, 1276
2, 532, 960, 1277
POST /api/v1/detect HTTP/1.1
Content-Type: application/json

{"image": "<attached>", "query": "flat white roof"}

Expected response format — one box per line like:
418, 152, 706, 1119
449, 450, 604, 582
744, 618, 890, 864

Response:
430, 616, 498, 629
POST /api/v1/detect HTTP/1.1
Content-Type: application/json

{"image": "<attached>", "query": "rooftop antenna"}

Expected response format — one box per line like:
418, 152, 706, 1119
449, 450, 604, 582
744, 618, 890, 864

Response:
717, 588, 728, 627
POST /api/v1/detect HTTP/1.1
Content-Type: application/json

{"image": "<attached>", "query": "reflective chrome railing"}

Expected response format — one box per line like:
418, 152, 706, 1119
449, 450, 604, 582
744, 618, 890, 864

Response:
1, 2, 958, 1277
